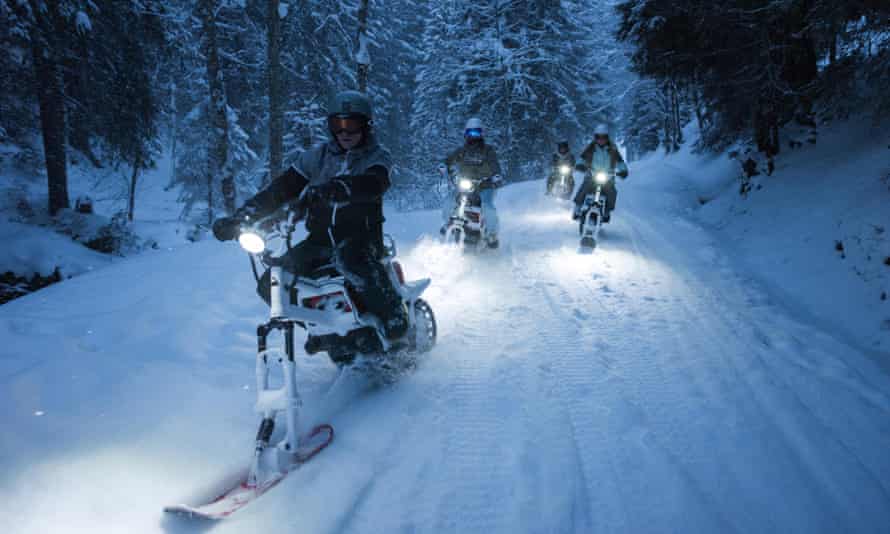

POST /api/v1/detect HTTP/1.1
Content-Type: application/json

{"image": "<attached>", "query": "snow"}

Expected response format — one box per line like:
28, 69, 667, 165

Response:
356, 34, 371, 66
2, 165, 890, 532
633, 119, 890, 357
0, 146, 194, 284
74, 11, 92, 34
0, 220, 110, 277
278, 2, 289, 19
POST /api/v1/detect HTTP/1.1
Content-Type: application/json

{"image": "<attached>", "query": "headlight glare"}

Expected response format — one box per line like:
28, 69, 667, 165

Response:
238, 232, 266, 254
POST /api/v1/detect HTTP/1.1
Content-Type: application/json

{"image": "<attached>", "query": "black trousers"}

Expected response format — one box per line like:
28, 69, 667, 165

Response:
257, 236, 403, 323
574, 179, 617, 214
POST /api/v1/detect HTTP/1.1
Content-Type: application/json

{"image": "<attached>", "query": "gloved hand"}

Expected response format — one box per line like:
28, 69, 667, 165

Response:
574, 163, 588, 172
306, 179, 350, 203
212, 216, 240, 242
617, 170, 628, 180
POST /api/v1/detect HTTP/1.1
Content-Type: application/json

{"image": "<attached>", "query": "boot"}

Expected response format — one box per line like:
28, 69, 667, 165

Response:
486, 233, 500, 249
383, 302, 410, 341
572, 205, 582, 220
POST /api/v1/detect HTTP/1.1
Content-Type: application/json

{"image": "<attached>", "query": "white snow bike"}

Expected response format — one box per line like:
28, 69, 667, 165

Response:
164, 205, 436, 520
547, 164, 574, 200
578, 170, 613, 252
442, 174, 497, 251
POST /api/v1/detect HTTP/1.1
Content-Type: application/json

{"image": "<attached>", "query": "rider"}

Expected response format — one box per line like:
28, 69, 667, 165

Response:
441, 117, 504, 248
572, 124, 628, 222
547, 141, 576, 194
212, 90, 409, 341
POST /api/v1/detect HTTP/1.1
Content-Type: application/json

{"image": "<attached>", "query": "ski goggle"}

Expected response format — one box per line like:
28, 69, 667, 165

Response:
328, 115, 366, 135
594, 134, 609, 141
464, 128, 483, 139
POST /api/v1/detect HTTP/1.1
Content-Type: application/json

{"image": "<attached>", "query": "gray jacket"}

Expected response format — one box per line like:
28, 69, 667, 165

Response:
245, 134, 392, 244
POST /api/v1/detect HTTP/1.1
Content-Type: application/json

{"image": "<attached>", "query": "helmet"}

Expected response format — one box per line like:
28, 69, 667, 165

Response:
594, 124, 609, 136
328, 90, 373, 120
464, 117, 484, 140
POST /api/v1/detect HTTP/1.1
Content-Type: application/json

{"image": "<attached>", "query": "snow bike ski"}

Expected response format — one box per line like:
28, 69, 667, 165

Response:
165, 204, 437, 519
578, 170, 613, 252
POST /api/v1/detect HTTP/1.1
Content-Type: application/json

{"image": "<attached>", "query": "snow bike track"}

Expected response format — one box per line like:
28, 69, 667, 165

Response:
1, 179, 889, 533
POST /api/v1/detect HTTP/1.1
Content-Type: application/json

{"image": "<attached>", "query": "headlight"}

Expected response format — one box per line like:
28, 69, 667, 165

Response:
238, 232, 266, 254
458, 178, 474, 192
560, 165, 570, 175
595, 172, 609, 185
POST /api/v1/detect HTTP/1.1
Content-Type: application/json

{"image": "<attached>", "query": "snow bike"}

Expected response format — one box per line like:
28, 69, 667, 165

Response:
578, 170, 613, 252
442, 175, 497, 252
164, 204, 437, 519
546, 164, 574, 200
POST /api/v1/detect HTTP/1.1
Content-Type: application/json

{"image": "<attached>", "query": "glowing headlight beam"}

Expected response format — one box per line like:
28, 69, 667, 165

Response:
238, 232, 266, 254
560, 165, 570, 174
458, 178, 474, 192
595, 172, 609, 185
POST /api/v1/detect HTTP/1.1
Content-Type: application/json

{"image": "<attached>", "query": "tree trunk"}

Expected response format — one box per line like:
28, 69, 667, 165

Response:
199, 0, 234, 216
128, 158, 140, 222
356, 0, 370, 92
166, 57, 182, 191
672, 81, 683, 145
168, 82, 178, 190
267, 0, 283, 183
31, 34, 70, 216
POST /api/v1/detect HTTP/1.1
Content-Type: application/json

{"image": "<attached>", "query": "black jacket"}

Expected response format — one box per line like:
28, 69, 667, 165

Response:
244, 164, 390, 246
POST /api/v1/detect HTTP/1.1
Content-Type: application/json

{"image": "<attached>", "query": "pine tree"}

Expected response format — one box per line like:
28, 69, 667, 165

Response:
2, 0, 97, 215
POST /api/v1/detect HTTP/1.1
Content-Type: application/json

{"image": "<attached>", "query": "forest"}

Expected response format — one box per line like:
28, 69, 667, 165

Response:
2, 0, 888, 222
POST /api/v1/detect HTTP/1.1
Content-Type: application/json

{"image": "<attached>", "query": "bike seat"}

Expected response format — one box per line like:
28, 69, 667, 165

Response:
300, 264, 341, 281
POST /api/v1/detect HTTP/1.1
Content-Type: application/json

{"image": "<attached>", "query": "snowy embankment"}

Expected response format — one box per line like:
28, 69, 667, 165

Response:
0, 148, 192, 289
1, 174, 890, 533
633, 120, 890, 360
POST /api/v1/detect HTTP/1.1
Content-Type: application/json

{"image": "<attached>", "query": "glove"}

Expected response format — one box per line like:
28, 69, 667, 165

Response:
617, 170, 628, 180
305, 179, 350, 204
212, 216, 240, 242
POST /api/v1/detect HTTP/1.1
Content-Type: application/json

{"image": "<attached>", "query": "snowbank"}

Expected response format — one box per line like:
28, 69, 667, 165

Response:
636, 120, 890, 358
0, 220, 110, 278
0, 147, 194, 301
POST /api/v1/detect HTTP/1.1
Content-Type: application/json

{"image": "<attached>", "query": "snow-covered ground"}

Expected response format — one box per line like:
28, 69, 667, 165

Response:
633, 120, 890, 359
0, 148, 193, 280
2, 169, 889, 533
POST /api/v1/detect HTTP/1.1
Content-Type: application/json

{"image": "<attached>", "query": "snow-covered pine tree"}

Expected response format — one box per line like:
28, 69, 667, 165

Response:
165, 0, 259, 225
616, 0, 889, 155
411, 0, 606, 183
1, 0, 98, 215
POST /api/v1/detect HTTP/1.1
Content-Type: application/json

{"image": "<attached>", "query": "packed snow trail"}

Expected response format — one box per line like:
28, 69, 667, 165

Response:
1, 178, 889, 533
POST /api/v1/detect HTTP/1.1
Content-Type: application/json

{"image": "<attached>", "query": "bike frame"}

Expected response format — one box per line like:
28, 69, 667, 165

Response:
246, 220, 430, 487
580, 171, 613, 248
444, 181, 485, 248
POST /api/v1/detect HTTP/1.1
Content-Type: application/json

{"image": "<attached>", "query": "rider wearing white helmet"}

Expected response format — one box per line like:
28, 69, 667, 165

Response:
440, 117, 504, 248
572, 124, 628, 221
